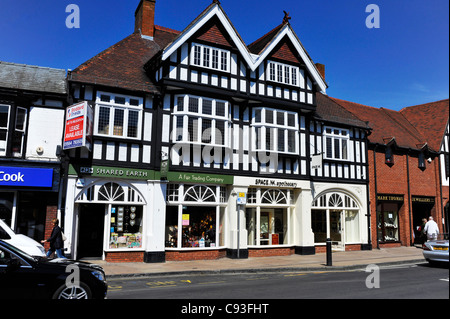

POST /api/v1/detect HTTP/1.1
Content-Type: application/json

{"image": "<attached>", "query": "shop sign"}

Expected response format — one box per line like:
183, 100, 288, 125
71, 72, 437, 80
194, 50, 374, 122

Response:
376, 194, 404, 202
412, 196, 435, 204
71, 165, 155, 180
254, 178, 298, 188
63, 101, 93, 151
0, 166, 53, 187
167, 172, 233, 185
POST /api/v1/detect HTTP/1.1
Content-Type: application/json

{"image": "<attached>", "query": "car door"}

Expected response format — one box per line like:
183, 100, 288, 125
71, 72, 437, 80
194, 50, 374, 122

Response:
0, 245, 35, 299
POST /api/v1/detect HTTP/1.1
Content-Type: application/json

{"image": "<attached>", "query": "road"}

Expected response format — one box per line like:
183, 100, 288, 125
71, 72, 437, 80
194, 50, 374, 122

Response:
107, 262, 448, 301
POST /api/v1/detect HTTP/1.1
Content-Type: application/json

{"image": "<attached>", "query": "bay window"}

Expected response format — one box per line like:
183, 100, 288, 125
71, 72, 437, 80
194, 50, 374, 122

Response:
95, 92, 143, 139
173, 95, 230, 147
252, 107, 299, 155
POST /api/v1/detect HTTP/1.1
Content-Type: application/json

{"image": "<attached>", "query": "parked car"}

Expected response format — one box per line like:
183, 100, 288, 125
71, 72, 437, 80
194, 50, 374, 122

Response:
0, 219, 45, 257
422, 234, 449, 265
0, 240, 107, 299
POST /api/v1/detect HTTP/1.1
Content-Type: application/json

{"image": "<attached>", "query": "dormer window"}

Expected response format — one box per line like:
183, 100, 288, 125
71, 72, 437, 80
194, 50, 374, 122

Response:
267, 60, 299, 87
191, 43, 230, 72
385, 145, 394, 166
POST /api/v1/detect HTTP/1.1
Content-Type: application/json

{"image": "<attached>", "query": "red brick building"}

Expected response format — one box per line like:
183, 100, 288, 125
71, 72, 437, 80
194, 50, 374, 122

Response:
332, 98, 449, 248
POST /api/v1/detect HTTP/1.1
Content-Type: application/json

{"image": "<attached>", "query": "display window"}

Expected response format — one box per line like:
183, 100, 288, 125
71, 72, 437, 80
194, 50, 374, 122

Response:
245, 188, 293, 246
165, 184, 227, 249
109, 205, 143, 249
377, 203, 400, 242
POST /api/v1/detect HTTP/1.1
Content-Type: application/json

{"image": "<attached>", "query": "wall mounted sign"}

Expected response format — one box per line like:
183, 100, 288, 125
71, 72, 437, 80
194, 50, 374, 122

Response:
0, 166, 53, 187
376, 194, 404, 202
411, 196, 435, 204
63, 101, 93, 151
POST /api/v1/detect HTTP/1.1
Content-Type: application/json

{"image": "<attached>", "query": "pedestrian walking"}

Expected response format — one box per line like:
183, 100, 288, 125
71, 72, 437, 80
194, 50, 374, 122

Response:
41, 218, 66, 258
423, 216, 439, 241
419, 218, 428, 244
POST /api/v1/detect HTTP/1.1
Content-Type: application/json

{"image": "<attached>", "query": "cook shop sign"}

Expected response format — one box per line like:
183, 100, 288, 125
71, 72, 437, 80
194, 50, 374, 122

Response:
63, 101, 93, 151
0, 166, 53, 187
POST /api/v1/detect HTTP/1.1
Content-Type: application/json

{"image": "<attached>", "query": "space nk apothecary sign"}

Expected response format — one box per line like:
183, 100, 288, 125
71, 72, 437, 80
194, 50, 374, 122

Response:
63, 101, 93, 151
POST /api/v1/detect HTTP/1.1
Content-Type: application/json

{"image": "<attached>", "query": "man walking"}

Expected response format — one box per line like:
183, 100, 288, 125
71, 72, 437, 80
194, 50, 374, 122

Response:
423, 216, 439, 241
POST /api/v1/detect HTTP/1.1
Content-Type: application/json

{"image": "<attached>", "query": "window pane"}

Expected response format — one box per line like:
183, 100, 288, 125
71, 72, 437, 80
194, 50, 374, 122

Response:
203, 47, 210, 67
203, 99, 212, 115
287, 113, 295, 127
100, 95, 110, 102
194, 46, 201, 65
175, 116, 183, 141
202, 119, 212, 143
269, 63, 275, 81
284, 66, 290, 84
127, 110, 139, 138
212, 50, 219, 69
113, 109, 124, 136
15, 108, 27, 131
287, 130, 295, 153
334, 138, 340, 159
188, 97, 199, 113
215, 121, 225, 145
98, 106, 110, 134
177, 97, 184, 112
130, 99, 139, 106
277, 64, 283, 82
221, 51, 227, 71
292, 67, 297, 86
115, 97, 126, 105
255, 109, 261, 123
276, 111, 284, 125
342, 139, 348, 160
326, 137, 332, 158
0, 105, 9, 128
11, 131, 23, 155
188, 117, 198, 142
265, 110, 273, 124
216, 102, 225, 117
278, 128, 285, 152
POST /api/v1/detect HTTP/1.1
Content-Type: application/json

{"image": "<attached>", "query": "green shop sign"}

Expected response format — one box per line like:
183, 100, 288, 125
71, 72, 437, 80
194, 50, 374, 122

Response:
167, 172, 233, 185
69, 164, 156, 180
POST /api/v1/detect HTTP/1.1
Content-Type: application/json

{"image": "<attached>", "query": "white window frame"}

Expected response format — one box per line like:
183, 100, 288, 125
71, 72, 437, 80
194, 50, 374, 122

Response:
266, 60, 299, 87
191, 43, 230, 73
251, 107, 299, 155
94, 92, 143, 140
0, 104, 11, 156
172, 95, 231, 147
12, 107, 27, 157
323, 126, 350, 161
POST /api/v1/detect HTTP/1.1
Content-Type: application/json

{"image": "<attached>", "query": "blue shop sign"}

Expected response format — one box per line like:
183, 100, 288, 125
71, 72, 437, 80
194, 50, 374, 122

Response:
0, 166, 53, 187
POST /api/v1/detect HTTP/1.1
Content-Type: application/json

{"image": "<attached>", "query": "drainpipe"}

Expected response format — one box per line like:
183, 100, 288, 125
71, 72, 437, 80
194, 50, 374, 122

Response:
373, 144, 379, 249
406, 150, 413, 246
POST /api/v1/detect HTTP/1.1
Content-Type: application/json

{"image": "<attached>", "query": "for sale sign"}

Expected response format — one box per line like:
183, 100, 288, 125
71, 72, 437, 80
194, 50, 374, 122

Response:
63, 101, 93, 151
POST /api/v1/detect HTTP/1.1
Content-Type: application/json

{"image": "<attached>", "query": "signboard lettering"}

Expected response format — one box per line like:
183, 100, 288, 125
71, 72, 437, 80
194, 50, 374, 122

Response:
63, 101, 93, 151
0, 166, 53, 187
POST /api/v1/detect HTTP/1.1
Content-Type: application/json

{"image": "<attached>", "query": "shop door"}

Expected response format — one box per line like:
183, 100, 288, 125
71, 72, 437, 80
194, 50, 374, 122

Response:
330, 210, 344, 251
77, 204, 105, 259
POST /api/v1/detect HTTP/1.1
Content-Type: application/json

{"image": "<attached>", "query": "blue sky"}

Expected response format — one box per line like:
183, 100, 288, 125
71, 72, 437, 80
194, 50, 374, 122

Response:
0, 0, 448, 110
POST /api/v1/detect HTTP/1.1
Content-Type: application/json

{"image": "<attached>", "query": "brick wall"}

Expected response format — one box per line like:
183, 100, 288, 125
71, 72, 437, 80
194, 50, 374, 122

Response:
166, 249, 227, 261
248, 247, 295, 257
105, 251, 144, 263
368, 149, 445, 248
43, 205, 58, 250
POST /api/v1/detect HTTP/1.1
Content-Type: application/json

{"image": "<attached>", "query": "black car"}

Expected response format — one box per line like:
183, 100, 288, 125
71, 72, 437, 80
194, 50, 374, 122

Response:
0, 240, 107, 299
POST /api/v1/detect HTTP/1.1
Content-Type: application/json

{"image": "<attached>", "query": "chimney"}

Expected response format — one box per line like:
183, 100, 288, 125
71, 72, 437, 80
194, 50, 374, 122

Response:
135, 0, 156, 39
315, 63, 325, 80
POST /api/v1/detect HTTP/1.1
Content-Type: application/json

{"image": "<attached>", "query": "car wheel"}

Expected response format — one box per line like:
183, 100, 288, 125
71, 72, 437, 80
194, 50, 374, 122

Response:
52, 282, 92, 299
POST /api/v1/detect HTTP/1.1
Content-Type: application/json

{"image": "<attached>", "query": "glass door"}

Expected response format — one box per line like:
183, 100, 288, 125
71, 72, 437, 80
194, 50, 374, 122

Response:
330, 210, 344, 251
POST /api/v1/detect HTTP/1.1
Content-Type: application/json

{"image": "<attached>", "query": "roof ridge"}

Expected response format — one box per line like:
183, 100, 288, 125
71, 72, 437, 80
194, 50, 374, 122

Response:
155, 25, 180, 34
0, 60, 66, 72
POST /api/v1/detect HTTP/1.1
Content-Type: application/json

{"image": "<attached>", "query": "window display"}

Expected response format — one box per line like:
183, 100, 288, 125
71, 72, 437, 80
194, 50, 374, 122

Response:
377, 207, 399, 242
109, 205, 143, 249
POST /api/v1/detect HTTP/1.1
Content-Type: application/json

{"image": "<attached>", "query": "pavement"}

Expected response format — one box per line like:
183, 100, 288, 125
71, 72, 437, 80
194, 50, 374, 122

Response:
91, 246, 428, 278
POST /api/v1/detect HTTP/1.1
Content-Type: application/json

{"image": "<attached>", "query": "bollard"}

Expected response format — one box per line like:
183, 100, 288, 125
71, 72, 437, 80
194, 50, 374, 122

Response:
326, 238, 332, 266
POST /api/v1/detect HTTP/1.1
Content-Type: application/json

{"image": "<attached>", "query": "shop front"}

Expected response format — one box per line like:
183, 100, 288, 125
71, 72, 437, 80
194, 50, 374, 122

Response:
0, 164, 60, 243
376, 194, 404, 247
164, 172, 232, 261
411, 196, 436, 245
64, 165, 163, 262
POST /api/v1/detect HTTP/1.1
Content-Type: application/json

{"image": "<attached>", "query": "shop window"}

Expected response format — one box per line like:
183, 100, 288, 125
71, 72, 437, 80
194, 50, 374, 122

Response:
246, 208, 288, 246
0, 192, 14, 227
164, 184, 227, 249
95, 92, 143, 139
109, 205, 143, 249
377, 203, 399, 242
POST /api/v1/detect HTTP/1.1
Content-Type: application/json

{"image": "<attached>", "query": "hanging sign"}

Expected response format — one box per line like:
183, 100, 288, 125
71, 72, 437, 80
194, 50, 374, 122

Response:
311, 153, 323, 170
237, 192, 247, 205
63, 101, 94, 151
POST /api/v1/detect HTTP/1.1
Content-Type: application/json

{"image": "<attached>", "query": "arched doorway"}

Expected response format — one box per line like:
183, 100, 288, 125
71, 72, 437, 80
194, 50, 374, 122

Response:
74, 180, 146, 259
311, 191, 360, 251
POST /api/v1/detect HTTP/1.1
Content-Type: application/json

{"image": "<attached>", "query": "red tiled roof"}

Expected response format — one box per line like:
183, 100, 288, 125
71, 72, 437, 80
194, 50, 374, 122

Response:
400, 99, 449, 151
331, 97, 431, 151
69, 28, 179, 94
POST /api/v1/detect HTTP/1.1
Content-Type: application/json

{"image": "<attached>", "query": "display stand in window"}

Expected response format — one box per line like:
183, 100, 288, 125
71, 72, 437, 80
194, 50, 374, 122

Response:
109, 205, 143, 249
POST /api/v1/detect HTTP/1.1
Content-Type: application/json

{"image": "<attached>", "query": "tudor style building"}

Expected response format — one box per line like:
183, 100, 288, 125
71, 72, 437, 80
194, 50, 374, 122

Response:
65, 0, 371, 262
0, 61, 67, 249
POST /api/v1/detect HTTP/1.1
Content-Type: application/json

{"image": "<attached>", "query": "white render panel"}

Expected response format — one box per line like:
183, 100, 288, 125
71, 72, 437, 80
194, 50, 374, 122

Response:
143, 145, 151, 164
143, 112, 152, 141
106, 142, 115, 160
181, 43, 189, 65
191, 70, 198, 82
93, 141, 102, 159
180, 68, 188, 81
118, 143, 127, 161
162, 114, 170, 143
